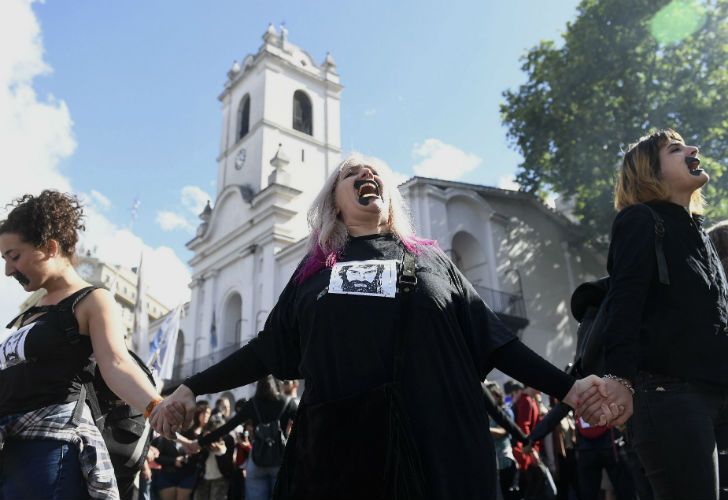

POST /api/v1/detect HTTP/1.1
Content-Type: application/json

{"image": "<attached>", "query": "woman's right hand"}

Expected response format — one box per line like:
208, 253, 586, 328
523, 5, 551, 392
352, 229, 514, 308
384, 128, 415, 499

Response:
150, 384, 196, 439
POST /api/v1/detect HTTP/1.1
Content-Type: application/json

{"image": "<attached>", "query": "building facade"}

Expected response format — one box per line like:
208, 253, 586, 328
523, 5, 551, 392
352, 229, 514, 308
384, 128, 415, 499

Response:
173, 27, 604, 397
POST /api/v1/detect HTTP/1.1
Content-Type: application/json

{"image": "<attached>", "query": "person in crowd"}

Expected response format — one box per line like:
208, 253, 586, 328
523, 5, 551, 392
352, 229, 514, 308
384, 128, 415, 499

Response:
184, 377, 297, 500
151, 433, 196, 500
512, 386, 542, 495
574, 417, 635, 499
215, 397, 232, 420
152, 154, 614, 500
547, 396, 579, 500
708, 220, 728, 274
193, 412, 235, 500
579, 129, 728, 499
154, 404, 209, 500
0, 191, 165, 499
281, 379, 300, 404
485, 381, 522, 500
139, 444, 161, 500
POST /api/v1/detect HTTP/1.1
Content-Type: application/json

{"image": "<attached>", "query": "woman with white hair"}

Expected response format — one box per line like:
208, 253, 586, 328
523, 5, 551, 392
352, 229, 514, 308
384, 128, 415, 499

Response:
152, 154, 609, 500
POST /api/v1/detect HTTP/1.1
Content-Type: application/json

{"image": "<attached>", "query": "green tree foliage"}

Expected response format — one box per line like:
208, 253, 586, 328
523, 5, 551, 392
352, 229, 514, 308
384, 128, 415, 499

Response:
502, 0, 728, 247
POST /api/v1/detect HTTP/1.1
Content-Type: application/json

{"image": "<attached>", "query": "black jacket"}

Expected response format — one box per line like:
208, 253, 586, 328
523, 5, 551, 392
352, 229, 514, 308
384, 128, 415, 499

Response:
603, 201, 728, 385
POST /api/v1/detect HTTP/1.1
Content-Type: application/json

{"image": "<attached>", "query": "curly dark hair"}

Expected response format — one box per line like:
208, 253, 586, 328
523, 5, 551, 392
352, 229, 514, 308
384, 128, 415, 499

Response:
0, 190, 85, 257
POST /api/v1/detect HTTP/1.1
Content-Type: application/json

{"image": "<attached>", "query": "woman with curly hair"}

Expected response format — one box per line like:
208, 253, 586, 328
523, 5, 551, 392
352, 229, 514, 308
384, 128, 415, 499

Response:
0, 190, 164, 500
152, 155, 608, 500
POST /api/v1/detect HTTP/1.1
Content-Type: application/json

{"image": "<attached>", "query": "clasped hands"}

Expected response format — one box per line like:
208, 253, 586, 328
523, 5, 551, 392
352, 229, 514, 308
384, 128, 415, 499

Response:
564, 375, 634, 426
149, 384, 197, 439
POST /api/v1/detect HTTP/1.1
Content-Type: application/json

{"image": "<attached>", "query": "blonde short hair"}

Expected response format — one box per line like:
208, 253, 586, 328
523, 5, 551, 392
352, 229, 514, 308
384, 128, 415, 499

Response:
615, 128, 704, 213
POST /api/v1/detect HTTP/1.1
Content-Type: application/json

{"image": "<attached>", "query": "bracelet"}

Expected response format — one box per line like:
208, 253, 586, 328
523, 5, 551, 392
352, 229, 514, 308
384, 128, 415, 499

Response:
603, 374, 635, 395
143, 398, 163, 419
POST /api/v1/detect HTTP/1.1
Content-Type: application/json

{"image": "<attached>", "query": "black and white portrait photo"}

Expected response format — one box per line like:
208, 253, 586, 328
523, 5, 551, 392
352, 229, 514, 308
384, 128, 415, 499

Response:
329, 259, 398, 298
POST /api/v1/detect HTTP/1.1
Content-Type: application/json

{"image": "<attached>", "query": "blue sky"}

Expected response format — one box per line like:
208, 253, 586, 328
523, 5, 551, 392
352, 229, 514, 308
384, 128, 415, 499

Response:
31, 0, 580, 257
0, 0, 581, 318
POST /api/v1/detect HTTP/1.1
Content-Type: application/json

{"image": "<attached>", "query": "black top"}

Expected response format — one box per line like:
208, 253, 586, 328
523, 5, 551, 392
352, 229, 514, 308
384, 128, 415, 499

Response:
185, 234, 574, 499
0, 290, 94, 417
603, 201, 728, 385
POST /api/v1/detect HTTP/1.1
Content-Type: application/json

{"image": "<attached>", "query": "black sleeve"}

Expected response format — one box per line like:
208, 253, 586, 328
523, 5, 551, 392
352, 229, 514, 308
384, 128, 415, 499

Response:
184, 344, 268, 396
483, 386, 529, 444
491, 340, 575, 401
184, 274, 303, 395
603, 206, 656, 383
198, 407, 252, 447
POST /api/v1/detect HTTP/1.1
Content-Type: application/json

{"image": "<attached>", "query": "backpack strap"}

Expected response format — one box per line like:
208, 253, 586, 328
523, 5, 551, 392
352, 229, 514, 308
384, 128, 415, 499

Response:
642, 205, 670, 285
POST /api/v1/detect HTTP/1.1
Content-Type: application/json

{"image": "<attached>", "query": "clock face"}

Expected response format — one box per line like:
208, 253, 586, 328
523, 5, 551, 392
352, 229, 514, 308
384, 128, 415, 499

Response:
77, 263, 94, 280
235, 148, 247, 170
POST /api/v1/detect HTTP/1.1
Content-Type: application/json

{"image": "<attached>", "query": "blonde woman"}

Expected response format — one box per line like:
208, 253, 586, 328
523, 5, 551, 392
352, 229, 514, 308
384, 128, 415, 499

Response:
580, 129, 728, 500
154, 155, 608, 500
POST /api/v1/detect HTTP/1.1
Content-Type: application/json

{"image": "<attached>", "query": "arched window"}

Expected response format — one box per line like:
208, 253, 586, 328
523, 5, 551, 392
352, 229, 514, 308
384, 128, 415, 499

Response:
292, 90, 312, 135
237, 94, 250, 141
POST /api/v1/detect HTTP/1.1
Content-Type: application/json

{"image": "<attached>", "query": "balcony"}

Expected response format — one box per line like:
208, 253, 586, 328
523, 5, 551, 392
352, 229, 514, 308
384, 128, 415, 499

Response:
472, 285, 529, 333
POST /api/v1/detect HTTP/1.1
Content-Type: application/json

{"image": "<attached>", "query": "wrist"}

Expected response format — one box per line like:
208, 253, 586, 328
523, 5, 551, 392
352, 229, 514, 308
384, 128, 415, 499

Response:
603, 374, 635, 395
144, 397, 163, 419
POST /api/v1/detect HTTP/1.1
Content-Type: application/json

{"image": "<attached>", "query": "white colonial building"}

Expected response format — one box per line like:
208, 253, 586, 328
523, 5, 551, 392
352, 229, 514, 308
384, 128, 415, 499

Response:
173, 26, 604, 398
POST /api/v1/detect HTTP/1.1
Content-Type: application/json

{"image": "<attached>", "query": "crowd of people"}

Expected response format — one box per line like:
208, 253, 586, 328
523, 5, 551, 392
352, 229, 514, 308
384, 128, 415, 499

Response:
1, 128, 727, 500
134, 377, 299, 500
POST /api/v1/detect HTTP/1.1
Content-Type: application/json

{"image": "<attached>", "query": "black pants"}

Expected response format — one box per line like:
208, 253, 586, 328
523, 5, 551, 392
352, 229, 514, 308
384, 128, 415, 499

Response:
576, 446, 635, 500
631, 372, 728, 500
499, 460, 520, 500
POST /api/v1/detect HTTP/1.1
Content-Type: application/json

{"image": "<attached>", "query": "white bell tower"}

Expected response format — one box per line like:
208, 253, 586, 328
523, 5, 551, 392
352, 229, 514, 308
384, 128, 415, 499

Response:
182, 27, 343, 380
216, 24, 342, 204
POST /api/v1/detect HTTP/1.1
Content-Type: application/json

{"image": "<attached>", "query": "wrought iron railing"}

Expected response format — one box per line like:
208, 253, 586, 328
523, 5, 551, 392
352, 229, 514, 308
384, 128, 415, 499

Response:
472, 285, 527, 320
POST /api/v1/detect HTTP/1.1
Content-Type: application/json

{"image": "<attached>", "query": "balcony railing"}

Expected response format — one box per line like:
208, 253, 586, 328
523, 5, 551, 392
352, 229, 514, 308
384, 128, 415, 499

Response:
472, 285, 528, 329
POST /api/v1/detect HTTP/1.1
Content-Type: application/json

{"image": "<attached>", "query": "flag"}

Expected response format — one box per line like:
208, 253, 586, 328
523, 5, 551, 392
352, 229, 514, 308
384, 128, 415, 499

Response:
147, 305, 182, 384
132, 252, 149, 360
210, 309, 217, 351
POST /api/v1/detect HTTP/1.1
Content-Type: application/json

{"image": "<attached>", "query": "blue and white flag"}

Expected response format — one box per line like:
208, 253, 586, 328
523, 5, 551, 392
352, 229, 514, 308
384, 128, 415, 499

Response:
147, 305, 182, 384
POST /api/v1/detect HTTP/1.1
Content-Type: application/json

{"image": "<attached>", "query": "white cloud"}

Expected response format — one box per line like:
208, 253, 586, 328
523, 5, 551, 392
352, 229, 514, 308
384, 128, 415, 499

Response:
181, 185, 211, 215
391, 170, 411, 187
156, 210, 195, 233
89, 189, 112, 210
0, 0, 190, 335
497, 175, 520, 191
411, 138, 482, 181
79, 211, 190, 307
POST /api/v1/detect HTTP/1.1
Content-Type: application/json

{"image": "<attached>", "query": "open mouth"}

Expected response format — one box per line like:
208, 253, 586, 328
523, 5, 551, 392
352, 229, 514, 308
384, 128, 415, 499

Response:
353, 179, 381, 205
13, 273, 29, 286
686, 156, 703, 177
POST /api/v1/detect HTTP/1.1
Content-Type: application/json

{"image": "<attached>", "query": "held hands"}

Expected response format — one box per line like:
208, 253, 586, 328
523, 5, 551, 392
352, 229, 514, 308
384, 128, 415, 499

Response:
149, 384, 196, 439
577, 376, 634, 427
562, 375, 633, 426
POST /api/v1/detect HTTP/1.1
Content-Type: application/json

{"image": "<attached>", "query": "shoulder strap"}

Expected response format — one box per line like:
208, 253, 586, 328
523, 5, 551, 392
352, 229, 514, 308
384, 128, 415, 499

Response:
642, 205, 670, 285
393, 249, 418, 384
276, 397, 291, 422
5, 286, 100, 330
